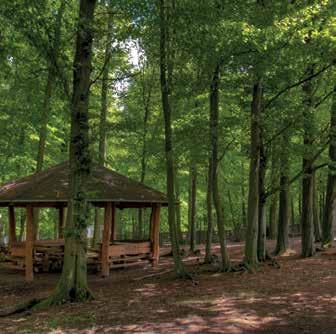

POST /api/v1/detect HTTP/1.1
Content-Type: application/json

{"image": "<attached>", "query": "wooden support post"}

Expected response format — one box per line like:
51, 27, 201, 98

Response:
110, 204, 116, 242
101, 202, 112, 277
58, 206, 64, 238
25, 205, 34, 282
150, 204, 161, 266
8, 206, 17, 247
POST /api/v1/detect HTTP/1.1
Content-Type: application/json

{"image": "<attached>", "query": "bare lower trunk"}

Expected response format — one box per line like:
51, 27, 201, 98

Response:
268, 146, 278, 240
210, 65, 230, 270
313, 174, 321, 242
204, 158, 213, 263
257, 137, 266, 261
322, 85, 336, 247
245, 81, 262, 267
301, 69, 315, 258
189, 164, 197, 253
274, 133, 290, 255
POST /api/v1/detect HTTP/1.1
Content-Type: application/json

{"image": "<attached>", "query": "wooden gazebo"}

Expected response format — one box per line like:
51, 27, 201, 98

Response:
0, 163, 168, 281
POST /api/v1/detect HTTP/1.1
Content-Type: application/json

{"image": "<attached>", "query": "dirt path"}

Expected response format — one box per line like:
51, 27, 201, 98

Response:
0, 239, 336, 334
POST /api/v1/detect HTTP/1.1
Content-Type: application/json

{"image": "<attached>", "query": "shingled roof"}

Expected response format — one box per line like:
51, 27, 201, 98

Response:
0, 163, 168, 207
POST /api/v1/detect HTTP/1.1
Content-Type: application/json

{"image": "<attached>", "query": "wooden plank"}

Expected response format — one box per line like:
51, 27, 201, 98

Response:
108, 242, 151, 257
10, 247, 26, 258
8, 206, 17, 247
101, 202, 112, 277
25, 205, 34, 281
150, 204, 161, 266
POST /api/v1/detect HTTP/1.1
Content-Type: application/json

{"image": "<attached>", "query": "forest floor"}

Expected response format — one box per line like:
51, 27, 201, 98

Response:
0, 238, 336, 334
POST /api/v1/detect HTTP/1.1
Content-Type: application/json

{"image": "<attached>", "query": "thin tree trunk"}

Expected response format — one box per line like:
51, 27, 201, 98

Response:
34, 0, 66, 241
204, 158, 213, 263
244, 81, 262, 267
269, 146, 278, 240
189, 164, 197, 253
313, 174, 322, 242
274, 133, 290, 255
159, 0, 186, 277
322, 84, 336, 247
92, 1, 113, 247
210, 65, 230, 270
257, 132, 266, 261
41, 0, 96, 305
301, 68, 315, 258
174, 164, 182, 243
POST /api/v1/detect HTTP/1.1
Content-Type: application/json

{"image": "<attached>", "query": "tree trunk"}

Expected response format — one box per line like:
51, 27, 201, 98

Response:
188, 164, 197, 253
210, 65, 230, 270
92, 0, 113, 247
301, 69, 315, 258
274, 133, 290, 255
34, 0, 66, 241
257, 132, 266, 261
244, 81, 262, 267
313, 174, 322, 242
174, 165, 182, 243
159, 0, 186, 277
322, 85, 336, 247
204, 157, 213, 263
268, 146, 278, 240
42, 0, 96, 305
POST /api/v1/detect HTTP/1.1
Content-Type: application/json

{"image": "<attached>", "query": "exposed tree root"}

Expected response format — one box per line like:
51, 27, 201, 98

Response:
0, 298, 43, 317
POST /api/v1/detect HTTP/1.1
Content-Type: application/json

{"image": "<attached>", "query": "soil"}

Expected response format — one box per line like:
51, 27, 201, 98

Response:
0, 238, 336, 334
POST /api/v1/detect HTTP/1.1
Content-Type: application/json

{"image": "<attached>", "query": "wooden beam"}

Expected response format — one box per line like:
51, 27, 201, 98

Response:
8, 206, 17, 247
101, 202, 112, 277
25, 205, 34, 282
110, 204, 116, 242
58, 206, 65, 238
150, 204, 161, 266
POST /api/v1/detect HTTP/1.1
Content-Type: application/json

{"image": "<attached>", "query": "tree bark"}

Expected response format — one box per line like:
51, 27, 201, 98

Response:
188, 164, 197, 253
159, 0, 186, 277
204, 158, 213, 263
210, 65, 230, 270
92, 0, 113, 247
322, 85, 336, 247
274, 133, 290, 255
257, 130, 266, 261
41, 0, 96, 305
301, 68, 315, 258
244, 81, 262, 267
34, 0, 66, 241
268, 146, 278, 240
313, 174, 322, 242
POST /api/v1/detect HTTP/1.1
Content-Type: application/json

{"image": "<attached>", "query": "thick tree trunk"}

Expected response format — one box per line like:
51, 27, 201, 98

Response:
322, 85, 336, 247
188, 164, 197, 253
159, 0, 186, 277
210, 65, 230, 270
274, 133, 290, 255
301, 70, 315, 258
244, 81, 262, 267
41, 0, 96, 305
204, 158, 213, 263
